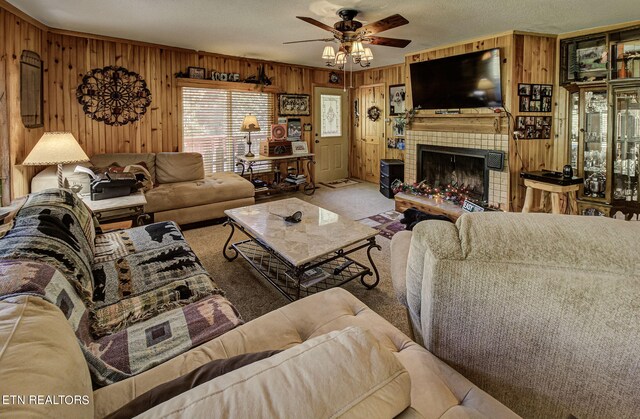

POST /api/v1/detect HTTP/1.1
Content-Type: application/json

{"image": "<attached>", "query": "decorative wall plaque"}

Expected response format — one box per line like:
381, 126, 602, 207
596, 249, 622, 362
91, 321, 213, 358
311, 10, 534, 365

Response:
278, 94, 310, 116
76, 66, 152, 126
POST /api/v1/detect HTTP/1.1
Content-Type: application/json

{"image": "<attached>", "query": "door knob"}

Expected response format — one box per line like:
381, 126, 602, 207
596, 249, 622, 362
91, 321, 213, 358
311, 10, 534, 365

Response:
315, 140, 320, 143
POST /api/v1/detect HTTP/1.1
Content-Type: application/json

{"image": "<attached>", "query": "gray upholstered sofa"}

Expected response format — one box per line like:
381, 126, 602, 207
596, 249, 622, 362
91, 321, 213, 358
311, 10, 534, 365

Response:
390, 212, 640, 418
31, 152, 254, 225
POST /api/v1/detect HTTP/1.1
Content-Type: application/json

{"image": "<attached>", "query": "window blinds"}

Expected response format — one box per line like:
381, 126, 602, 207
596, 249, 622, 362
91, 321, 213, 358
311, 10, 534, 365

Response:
182, 87, 273, 174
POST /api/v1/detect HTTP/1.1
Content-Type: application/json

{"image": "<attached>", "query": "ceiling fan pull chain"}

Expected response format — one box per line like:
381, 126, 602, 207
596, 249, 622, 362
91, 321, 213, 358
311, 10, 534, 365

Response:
349, 58, 354, 89
343, 64, 347, 92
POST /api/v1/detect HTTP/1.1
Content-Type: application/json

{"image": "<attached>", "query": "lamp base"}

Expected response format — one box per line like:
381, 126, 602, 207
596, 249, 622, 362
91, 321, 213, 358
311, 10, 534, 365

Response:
245, 136, 254, 158
57, 164, 64, 189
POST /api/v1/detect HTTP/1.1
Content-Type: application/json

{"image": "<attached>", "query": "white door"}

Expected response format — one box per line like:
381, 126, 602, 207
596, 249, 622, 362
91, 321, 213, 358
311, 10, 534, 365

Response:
313, 87, 349, 183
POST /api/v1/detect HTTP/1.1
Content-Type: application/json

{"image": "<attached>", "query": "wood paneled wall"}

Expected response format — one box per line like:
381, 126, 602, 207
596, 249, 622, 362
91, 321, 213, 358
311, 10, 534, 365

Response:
1, 3, 337, 198
509, 34, 557, 211
350, 64, 405, 181
1, 6, 46, 201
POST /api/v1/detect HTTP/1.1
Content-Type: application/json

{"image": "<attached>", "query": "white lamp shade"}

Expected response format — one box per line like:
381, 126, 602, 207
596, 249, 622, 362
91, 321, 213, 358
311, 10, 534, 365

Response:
335, 51, 347, 66
322, 46, 336, 60
22, 132, 89, 166
240, 114, 261, 132
351, 41, 365, 57
361, 48, 374, 62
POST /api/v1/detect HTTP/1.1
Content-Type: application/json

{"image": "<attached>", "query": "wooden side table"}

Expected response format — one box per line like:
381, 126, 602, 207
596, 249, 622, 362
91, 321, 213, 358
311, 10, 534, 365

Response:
520, 172, 583, 215
80, 191, 148, 227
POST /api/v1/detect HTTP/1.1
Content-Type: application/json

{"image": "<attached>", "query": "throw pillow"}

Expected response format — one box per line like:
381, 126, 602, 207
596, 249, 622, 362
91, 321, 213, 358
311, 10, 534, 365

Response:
135, 327, 412, 418
105, 350, 282, 419
124, 164, 153, 192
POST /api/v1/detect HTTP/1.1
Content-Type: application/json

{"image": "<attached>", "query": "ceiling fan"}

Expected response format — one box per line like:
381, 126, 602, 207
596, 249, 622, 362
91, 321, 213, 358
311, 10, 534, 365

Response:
284, 8, 411, 57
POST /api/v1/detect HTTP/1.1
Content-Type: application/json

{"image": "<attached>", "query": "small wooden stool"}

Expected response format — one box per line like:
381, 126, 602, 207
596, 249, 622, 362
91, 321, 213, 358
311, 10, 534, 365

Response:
520, 171, 583, 215
522, 179, 580, 214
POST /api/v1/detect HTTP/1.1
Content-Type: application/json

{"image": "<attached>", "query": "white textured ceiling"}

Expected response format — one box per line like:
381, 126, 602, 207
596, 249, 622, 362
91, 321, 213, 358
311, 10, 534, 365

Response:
7, 0, 640, 68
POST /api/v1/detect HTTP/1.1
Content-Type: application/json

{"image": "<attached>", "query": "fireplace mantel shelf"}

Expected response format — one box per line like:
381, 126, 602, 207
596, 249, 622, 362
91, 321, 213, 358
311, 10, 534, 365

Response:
412, 112, 505, 119
408, 112, 507, 134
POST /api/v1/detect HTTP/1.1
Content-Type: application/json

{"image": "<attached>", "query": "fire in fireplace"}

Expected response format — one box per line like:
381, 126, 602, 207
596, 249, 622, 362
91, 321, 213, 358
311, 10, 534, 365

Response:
416, 145, 494, 202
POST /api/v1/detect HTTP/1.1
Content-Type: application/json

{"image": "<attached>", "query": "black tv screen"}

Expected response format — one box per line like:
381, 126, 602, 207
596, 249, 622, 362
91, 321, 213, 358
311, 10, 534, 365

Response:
410, 48, 503, 110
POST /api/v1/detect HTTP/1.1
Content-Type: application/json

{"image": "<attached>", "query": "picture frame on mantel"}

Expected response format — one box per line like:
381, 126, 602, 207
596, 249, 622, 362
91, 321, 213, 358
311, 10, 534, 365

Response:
188, 66, 206, 79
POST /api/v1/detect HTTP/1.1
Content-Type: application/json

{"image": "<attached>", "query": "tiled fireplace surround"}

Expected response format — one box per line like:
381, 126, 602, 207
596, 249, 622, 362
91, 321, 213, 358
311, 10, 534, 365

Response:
405, 130, 510, 209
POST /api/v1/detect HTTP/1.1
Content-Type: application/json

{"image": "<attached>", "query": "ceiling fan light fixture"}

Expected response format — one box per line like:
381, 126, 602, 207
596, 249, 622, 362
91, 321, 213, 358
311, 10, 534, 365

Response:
335, 51, 347, 68
351, 41, 365, 57
322, 45, 336, 64
362, 47, 373, 60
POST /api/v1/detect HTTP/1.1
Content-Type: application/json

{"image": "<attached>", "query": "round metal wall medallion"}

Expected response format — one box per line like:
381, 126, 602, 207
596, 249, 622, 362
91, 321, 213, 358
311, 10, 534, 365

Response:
76, 66, 152, 126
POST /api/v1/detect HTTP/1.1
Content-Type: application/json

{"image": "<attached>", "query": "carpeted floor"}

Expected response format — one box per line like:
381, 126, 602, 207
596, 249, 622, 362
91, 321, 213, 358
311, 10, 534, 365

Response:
182, 182, 412, 336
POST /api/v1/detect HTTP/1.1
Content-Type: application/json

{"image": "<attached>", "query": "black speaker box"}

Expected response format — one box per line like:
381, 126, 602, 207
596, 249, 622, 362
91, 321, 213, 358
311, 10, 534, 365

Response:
486, 151, 504, 170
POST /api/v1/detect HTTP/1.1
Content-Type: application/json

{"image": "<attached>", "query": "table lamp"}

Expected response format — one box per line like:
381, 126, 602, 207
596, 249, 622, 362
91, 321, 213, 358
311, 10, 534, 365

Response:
240, 114, 260, 157
22, 132, 90, 188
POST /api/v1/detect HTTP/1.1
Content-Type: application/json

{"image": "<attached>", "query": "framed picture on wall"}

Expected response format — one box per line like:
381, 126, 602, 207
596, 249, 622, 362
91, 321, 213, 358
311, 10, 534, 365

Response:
278, 94, 310, 116
516, 116, 552, 139
389, 84, 406, 116
517, 83, 553, 113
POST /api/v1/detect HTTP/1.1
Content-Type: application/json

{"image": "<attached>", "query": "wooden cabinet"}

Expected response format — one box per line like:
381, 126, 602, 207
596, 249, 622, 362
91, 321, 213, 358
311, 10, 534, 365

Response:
564, 26, 640, 218
611, 84, 640, 218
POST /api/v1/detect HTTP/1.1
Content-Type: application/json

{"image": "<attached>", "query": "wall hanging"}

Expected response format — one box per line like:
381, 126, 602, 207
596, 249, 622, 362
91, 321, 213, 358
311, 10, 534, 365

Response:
367, 105, 381, 121
20, 50, 43, 128
76, 66, 152, 126
278, 94, 310, 116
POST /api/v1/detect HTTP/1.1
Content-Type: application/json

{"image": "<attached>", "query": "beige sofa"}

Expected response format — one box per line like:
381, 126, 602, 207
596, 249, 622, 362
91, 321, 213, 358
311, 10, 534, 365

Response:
390, 212, 640, 418
31, 152, 254, 225
0, 289, 518, 418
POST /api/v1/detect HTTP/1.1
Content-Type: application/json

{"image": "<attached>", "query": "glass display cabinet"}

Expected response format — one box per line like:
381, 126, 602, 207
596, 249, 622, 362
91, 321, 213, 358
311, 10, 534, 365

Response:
611, 85, 640, 218
610, 27, 640, 81
570, 87, 609, 203
563, 25, 640, 218
560, 35, 608, 85
568, 92, 580, 172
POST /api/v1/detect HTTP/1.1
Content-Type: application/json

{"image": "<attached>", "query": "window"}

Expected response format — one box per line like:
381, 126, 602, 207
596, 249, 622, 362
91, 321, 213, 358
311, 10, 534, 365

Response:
182, 87, 273, 174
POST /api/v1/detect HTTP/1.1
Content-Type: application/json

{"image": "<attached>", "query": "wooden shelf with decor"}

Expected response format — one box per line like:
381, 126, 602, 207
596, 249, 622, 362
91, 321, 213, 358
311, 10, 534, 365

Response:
236, 153, 316, 198
176, 78, 281, 93
409, 112, 507, 134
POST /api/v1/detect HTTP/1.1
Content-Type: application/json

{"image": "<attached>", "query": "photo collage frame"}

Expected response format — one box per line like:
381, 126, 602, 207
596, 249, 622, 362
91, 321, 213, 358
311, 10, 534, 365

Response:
516, 116, 552, 140
518, 83, 553, 112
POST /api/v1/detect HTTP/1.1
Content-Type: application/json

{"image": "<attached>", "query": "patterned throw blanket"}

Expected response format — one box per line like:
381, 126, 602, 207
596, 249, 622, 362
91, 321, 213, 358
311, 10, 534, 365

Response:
0, 189, 242, 386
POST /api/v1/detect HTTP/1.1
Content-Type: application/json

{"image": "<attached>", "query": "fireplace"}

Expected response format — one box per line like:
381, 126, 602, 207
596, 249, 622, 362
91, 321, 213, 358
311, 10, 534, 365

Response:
416, 145, 493, 202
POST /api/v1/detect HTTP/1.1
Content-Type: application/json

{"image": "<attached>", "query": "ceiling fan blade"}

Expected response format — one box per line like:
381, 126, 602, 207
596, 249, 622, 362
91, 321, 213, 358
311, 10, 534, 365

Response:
359, 14, 409, 35
296, 16, 341, 36
283, 38, 335, 45
364, 36, 412, 48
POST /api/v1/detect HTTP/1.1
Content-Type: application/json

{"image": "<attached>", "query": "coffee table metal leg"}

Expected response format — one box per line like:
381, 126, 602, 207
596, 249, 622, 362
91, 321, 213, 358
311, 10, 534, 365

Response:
222, 219, 239, 261
361, 237, 382, 289
303, 158, 316, 196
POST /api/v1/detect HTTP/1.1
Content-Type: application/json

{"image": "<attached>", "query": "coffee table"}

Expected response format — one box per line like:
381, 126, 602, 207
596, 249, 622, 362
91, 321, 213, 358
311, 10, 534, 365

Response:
223, 198, 381, 301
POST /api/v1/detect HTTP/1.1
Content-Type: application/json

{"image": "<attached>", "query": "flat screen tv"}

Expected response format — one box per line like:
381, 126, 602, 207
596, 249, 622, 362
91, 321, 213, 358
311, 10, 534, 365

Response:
410, 48, 503, 110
